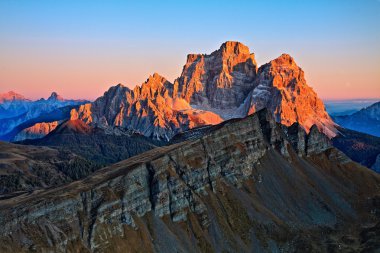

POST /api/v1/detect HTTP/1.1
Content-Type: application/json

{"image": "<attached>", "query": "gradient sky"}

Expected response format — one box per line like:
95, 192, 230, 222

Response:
0, 0, 379, 100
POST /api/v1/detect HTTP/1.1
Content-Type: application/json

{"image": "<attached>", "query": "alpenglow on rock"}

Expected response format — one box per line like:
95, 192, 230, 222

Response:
174, 41, 257, 112
13, 121, 59, 141
71, 73, 223, 140
242, 54, 337, 137
71, 41, 336, 139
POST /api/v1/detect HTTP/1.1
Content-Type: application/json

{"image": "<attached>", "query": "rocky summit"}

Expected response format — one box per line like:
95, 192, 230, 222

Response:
175, 41, 257, 110
0, 109, 379, 252
71, 73, 223, 140
71, 41, 336, 140
243, 54, 337, 137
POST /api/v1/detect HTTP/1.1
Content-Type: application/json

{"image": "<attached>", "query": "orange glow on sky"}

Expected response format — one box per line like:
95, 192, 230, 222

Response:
0, 1, 379, 101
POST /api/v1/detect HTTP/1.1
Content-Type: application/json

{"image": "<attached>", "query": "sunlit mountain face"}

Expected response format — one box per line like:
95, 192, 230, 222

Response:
69, 42, 336, 141
0, 1, 379, 252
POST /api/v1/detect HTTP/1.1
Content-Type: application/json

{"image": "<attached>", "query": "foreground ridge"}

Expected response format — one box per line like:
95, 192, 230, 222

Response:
0, 109, 378, 252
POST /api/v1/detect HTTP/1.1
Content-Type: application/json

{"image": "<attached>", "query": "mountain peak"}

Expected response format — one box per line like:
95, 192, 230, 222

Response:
48, 92, 64, 101
219, 41, 250, 55
106, 83, 129, 94
247, 53, 336, 137
270, 53, 296, 67
140, 73, 170, 92
70, 42, 336, 140
149, 72, 167, 82
115, 83, 125, 88
0, 91, 27, 102
177, 41, 257, 110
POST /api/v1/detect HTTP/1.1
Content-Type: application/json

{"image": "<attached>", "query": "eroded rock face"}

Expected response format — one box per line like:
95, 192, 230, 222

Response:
306, 125, 332, 155
71, 42, 336, 140
244, 54, 336, 138
0, 110, 378, 253
71, 73, 223, 140
13, 121, 59, 141
175, 41, 257, 111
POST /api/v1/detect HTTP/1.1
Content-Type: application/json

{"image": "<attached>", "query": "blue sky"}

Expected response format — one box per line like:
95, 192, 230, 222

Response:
0, 0, 379, 99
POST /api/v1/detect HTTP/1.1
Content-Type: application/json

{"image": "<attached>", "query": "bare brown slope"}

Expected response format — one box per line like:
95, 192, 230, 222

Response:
21, 119, 162, 166
0, 142, 99, 195
0, 110, 379, 253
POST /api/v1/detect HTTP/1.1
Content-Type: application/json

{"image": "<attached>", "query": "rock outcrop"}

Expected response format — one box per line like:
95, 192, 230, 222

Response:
243, 54, 336, 137
175, 41, 257, 112
71, 42, 336, 140
0, 110, 378, 252
72, 73, 223, 140
13, 121, 59, 141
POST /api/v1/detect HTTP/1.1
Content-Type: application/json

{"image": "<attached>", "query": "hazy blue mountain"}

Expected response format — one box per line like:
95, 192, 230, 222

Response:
324, 98, 379, 116
333, 101, 380, 137
0, 91, 88, 138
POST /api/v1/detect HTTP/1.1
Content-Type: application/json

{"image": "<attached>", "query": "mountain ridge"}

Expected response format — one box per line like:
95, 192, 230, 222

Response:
71, 41, 337, 140
0, 91, 89, 140
0, 109, 378, 252
333, 101, 380, 137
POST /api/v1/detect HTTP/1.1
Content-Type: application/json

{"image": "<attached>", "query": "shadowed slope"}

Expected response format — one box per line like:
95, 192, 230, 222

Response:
0, 110, 378, 252
21, 119, 163, 165
0, 142, 99, 195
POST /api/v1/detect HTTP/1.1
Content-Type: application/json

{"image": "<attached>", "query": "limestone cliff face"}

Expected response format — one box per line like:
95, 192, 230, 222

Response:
175, 41, 257, 111
2, 110, 377, 253
71, 74, 223, 140
244, 54, 336, 137
71, 42, 336, 140
13, 121, 59, 141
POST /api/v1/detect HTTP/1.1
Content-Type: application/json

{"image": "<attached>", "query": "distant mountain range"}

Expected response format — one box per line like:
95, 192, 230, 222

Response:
0, 91, 89, 141
324, 99, 380, 116
333, 101, 380, 137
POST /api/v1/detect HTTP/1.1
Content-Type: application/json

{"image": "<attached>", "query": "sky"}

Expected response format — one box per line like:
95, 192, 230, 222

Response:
0, 0, 379, 100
